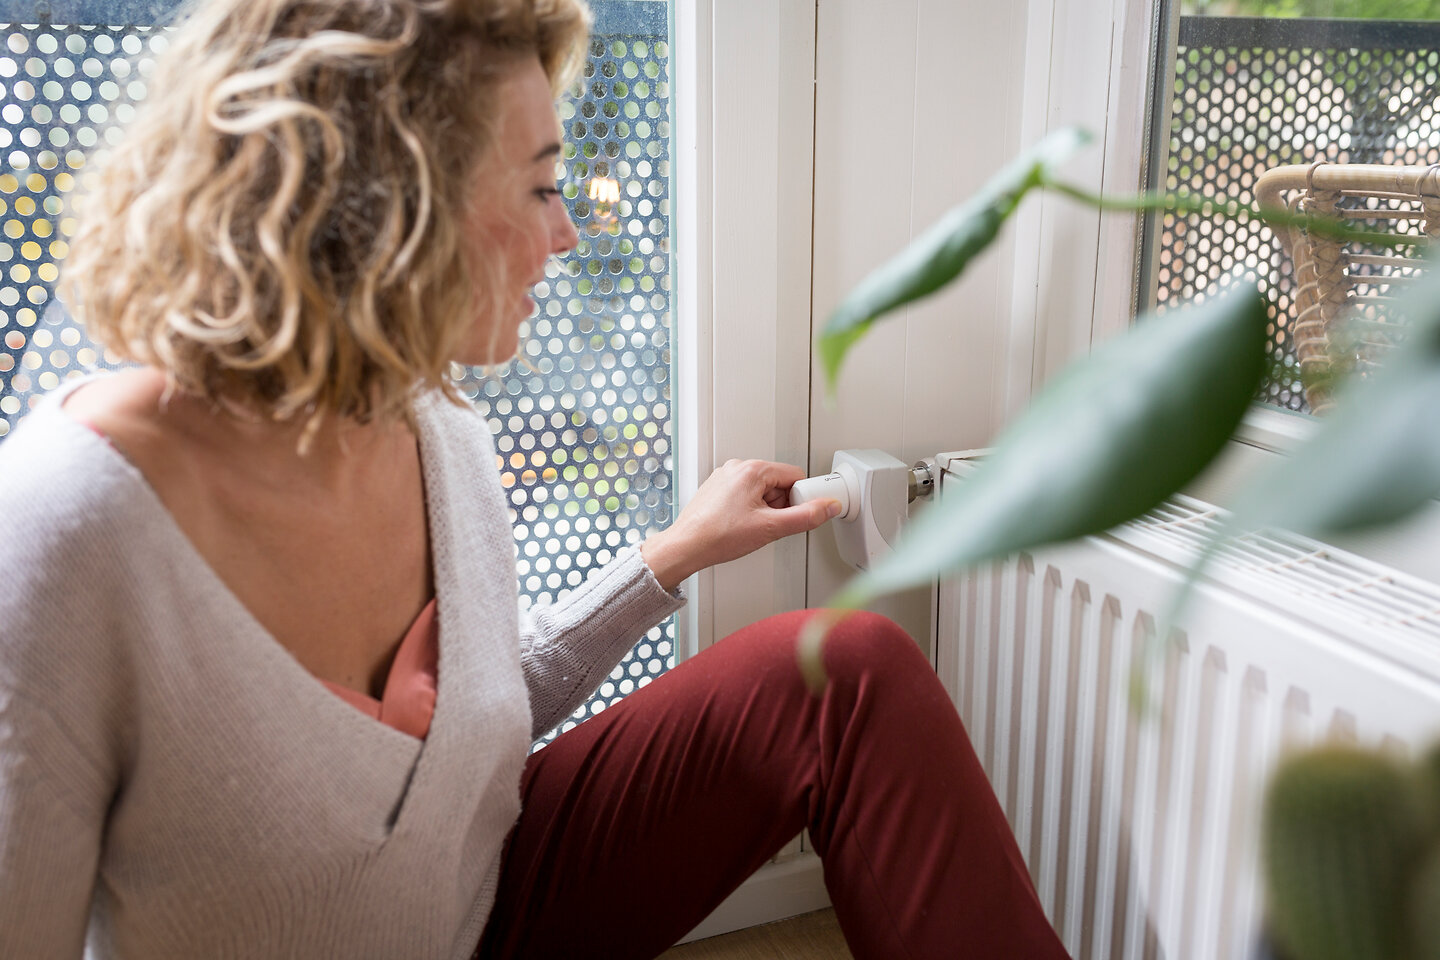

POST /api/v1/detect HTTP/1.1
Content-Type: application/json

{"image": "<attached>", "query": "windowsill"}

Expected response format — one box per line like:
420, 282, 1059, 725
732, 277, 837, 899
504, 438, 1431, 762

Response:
1188, 403, 1440, 588
1232, 403, 1317, 455
943, 403, 1440, 590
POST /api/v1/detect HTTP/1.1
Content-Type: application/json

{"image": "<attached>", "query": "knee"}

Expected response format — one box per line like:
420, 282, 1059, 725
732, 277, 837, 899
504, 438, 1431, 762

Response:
817, 610, 929, 682
716, 609, 929, 693
805, 611, 963, 733
823, 609, 911, 650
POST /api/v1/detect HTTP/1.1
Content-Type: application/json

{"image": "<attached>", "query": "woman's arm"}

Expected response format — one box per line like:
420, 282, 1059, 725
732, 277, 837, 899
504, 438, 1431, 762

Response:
0, 689, 107, 959
518, 544, 683, 735
518, 459, 840, 736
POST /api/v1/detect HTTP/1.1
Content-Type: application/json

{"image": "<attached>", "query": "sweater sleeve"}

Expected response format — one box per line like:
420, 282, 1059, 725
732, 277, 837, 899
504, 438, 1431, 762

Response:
0, 688, 107, 959
518, 545, 684, 737
0, 409, 134, 957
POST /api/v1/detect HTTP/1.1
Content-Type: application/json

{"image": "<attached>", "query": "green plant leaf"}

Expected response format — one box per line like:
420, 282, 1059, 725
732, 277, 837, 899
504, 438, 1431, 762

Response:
817, 127, 1090, 390
1229, 265, 1440, 537
830, 283, 1270, 610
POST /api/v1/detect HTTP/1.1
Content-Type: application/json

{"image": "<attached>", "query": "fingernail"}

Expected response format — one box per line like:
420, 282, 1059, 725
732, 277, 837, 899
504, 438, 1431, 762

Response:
827, 500, 842, 518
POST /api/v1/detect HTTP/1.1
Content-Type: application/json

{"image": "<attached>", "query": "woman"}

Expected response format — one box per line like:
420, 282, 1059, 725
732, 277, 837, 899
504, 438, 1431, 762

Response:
0, 0, 1070, 957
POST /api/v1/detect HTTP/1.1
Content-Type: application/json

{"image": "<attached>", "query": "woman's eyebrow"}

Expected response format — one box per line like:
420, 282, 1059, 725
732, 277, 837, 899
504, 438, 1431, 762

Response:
531, 142, 561, 163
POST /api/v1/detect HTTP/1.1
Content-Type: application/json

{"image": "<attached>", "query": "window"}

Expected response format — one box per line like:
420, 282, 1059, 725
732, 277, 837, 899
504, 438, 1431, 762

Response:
480, 2, 678, 744
1141, 0, 1440, 413
0, 0, 678, 743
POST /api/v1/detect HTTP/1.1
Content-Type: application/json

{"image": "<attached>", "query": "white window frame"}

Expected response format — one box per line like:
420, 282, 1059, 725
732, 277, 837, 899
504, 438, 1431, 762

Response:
674, 0, 818, 663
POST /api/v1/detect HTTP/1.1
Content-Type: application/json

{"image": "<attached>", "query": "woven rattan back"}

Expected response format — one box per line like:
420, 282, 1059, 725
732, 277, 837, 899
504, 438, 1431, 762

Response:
1255, 163, 1440, 414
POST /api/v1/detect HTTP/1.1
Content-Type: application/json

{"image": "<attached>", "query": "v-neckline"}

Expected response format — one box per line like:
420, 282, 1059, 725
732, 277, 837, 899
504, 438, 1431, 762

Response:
48, 376, 450, 751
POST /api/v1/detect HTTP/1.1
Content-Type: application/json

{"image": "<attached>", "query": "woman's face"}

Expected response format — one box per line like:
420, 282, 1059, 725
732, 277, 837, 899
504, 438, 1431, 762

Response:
460, 56, 579, 365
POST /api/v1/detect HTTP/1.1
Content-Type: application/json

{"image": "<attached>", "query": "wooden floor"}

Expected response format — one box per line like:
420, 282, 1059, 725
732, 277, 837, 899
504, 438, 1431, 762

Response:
660, 909, 853, 960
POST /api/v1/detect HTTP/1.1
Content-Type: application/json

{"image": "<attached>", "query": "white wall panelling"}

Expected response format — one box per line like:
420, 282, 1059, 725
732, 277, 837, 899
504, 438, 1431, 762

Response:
696, 0, 1171, 652
806, 0, 1157, 637
808, 0, 1035, 645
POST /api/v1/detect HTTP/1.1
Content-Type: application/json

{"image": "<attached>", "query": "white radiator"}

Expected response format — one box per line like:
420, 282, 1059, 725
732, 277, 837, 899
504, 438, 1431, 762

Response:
935, 460, 1440, 960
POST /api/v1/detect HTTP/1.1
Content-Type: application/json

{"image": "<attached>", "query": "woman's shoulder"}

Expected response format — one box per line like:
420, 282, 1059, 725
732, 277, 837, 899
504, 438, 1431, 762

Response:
0, 372, 162, 576
1, 373, 130, 492
0, 376, 152, 711
57, 366, 168, 438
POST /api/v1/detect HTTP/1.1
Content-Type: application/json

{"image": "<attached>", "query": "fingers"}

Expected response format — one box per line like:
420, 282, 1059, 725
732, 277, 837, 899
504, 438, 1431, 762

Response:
756, 460, 807, 489
692, 460, 832, 557
765, 499, 840, 538
718, 458, 806, 495
716, 458, 802, 483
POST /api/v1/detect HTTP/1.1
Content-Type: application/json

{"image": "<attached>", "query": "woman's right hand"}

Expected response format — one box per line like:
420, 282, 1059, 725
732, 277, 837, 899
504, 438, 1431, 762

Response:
639, 459, 841, 592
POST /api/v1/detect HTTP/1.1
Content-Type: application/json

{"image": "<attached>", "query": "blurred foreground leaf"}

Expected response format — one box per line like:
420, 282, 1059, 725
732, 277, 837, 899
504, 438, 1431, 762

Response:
1229, 265, 1440, 537
831, 284, 1269, 611
817, 127, 1089, 390
1263, 747, 1431, 960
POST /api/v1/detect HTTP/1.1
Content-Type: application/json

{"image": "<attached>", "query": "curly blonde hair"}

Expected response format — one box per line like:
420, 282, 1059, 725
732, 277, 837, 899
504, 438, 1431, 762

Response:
61, 0, 590, 429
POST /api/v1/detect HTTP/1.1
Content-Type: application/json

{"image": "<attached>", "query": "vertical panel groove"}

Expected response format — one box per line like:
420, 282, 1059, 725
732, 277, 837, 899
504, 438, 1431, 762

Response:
1078, 596, 1121, 960
1052, 579, 1092, 944
1180, 647, 1228, 960
1025, 564, 1064, 878
1006, 555, 1036, 825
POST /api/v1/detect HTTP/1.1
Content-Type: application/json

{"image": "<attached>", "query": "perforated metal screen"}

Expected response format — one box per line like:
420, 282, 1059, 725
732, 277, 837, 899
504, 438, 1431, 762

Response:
0, 0, 676, 744
0, 20, 149, 428
1155, 16, 1440, 412
463, 6, 677, 744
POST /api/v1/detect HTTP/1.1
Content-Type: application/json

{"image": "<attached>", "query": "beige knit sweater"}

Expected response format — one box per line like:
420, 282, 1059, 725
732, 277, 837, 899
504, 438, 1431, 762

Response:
0, 380, 683, 959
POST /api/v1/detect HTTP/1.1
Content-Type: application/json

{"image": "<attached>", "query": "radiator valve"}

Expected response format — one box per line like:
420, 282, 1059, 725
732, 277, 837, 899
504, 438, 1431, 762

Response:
789, 449, 934, 570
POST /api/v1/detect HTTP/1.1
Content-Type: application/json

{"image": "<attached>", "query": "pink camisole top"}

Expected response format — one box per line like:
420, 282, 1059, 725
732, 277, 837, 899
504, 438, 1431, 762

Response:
322, 599, 440, 740
76, 418, 441, 740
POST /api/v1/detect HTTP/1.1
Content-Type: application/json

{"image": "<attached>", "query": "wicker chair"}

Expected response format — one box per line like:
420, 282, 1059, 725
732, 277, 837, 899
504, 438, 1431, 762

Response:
1254, 162, 1440, 414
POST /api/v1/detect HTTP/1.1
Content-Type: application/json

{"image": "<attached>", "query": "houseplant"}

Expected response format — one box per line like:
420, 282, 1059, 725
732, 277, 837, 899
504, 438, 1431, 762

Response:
804, 126, 1440, 960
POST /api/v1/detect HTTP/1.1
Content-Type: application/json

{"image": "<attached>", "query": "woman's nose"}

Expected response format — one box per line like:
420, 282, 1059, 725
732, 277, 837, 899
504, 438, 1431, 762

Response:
552, 208, 579, 256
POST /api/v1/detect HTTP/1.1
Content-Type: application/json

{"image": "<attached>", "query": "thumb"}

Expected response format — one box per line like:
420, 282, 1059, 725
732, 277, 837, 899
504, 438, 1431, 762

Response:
769, 499, 841, 537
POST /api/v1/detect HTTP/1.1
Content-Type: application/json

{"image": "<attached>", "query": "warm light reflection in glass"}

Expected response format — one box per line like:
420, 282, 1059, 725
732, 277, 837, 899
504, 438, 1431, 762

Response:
587, 176, 621, 205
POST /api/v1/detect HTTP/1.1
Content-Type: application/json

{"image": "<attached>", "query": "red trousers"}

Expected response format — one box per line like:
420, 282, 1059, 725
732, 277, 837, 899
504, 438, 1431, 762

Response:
475, 610, 1070, 960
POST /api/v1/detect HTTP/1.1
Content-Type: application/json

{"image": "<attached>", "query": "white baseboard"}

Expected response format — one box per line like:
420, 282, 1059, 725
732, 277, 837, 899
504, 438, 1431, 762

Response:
676, 853, 832, 944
